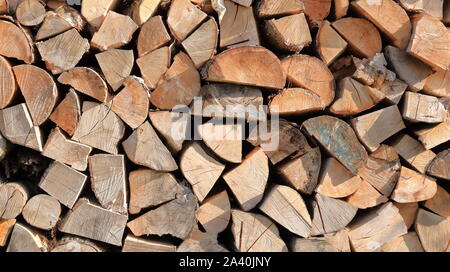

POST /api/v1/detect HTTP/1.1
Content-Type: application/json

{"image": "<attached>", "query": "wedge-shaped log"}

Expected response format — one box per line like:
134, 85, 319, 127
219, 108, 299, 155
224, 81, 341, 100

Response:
0, 56, 16, 109
425, 185, 450, 220
394, 202, 419, 229
58, 67, 109, 103
265, 13, 311, 53
137, 46, 170, 90
424, 69, 450, 98
6, 223, 47, 252
381, 232, 424, 252
167, 0, 207, 41
391, 167, 437, 203
346, 179, 388, 209
197, 190, 230, 234
428, 149, 450, 180
183, 17, 218, 68
96, 49, 134, 92
81, 0, 118, 31
301, 0, 331, 25
415, 209, 450, 252
149, 110, 190, 153
36, 5, 85, 41
137, 15, 171, 57
0, 19, 34, 63
316, 20, 347, 65
399, 0, 443, 19
130, 0, 162, 26
414, 120, 450, 150
390, 134, 436, 174
49, 90, 80, 136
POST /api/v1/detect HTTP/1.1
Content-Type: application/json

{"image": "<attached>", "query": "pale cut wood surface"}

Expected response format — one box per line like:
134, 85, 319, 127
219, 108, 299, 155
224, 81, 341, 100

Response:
6, 223, 47, 252
390, 134, 436, 174
259, 185, 312, 238
0, 182, 28, 220
0, 103, 43, 152
22, 194, 61, 230
381, 232, 424, 252
0, 55, 16, 109
36, 29, 90, 74
316, 157, 362, 198
16, 0, 45, 26
43, 128, 92, 171
204, 46, 286, 89
402, 91, 448, 123
177, 229, 228, 252
265, 13, 311, 53
81, 0, 118, 31
39, 161, 88, 209
182, 17, 218, 68
122, 234, 176, 252
59, 198, 128, 246
137, 15, 171, 57
351, 105, 405, 152
400, 0, 443, 19
223, 147, 269, 211
197, 190, 230, 234
51, 236, 103, 252
96, 49, 134, 92
36, 5, 85, 41
282, 54, 335, 106
49, 89, 80, 136
269, 88, 323, 115
351, 0, 412, 49
394, 202, 419, 229
424, 69, 450, 98
122, 121, 178, 171
346, 179, 388, 209
137, 46, 170, 89
415, 208, 450, 252
414, 119, 450, 150
230, 209, 288, 252
0, 218, 15, 246
89, 154, 127, 214
424, 185, 450, 220
303, 115, 368, 175
72, 103, 125, 155
13, 64, 58, 126
351, 53, 396, 87
128, 169, 184, 215
428, 149, 450, 180
58, 67, 109, 103
127, 191, 198, 239
256, 0, 304, 19
301, 0, 331, 25
0, 19, 35, 63
149, 110, 190, 153
180, 142, 225, 202
334, 0, 349, 19
316, 20, 347, 65
167, 0, 207, 41
130, 0, 162, 26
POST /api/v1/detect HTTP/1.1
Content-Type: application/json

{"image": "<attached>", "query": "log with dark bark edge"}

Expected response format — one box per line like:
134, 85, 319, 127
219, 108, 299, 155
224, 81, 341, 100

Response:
204, 46, 286, 89
49, 89, 80, 136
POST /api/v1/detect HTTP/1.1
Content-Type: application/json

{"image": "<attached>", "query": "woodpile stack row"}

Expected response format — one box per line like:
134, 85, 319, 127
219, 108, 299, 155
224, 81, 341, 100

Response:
0, 0, 449, 252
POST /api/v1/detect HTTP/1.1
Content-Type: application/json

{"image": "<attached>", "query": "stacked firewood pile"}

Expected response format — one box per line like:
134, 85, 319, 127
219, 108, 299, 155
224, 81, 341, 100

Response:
0, 0, 449, 252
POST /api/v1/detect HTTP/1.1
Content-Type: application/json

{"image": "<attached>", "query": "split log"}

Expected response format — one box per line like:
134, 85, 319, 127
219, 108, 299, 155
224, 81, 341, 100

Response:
167, 0, 207, 41
127, 191, 198, 239
230, 209, 288, 252
428, 149, 450, 180
0, 19, 35, 63
36, 29, 90, 74
128, 169, 184, 215
348, 202, 408, 252
43, 128, 92, 171
358, 145, 401, 196
123, 235, 176, 252
282, 55, 335, 106
407, 14, 450, 71
415, 208, 450, 252
381, 232, 424, 252
89, 154, 127, 214
82, 101, 100, 113
425, 185, 450, 220
6, 223, 47, 252
204, 46, 285, 89
384, 45, 433, 92
334, 0, 348, 19
0, 182, 28, 219
13, 64, 58, 126
36, 5, 85, 41
316, 157, 362, 198
402, 92, 448, 123
311, 193, 358, 236
329, 77, 385, 116
151, 52, 201, 110
149, 110, 190, 153
111, 76, 150, 129
39, 161, 88, 209
277, 147, 321, 194
177, 229, 228, 252
332, 17, 382, 58
0, 103, 43, 152
269, 88, 323, 115
192, 83, 263, 121
137, 46, 170, 90
15, 0, 45, 26
59, 198, 128, 246
424, 69, 450, 98
0, 219, 15, 246
414, 120, 450, 149
351, 105, 406, 152
137, 15, 171, 57
394, 202, 419, 229
197, 190, 230, 234
391, 134, 436, 174
49, 89, 80, 136
259, 185, 312, 238
96, 49, 134, 92
223, 147, 269, 211
378, 79, 408, 105
51, 236, 103, 252
399, 0, 443, 19
0, 56, 17, 109
198, 121, 242, 163
264, 13, 311, 53
316, 20, 347, 65
220, 0, 259, 48
303, 115, 368, 175
346, 179, 388, 209
130, 0, 162, 26
301, 0, 331, 25
351, 53, 396, 87
182, 17, 218, 68
351, 0, 412, 49
81, 0, 118, 31
180, 142, 225, 202
391, 166, 437, 203
22, 194, 61, 230
72, 103, 125, 155
122, 121, 178, 171
256, 0, 304, 19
